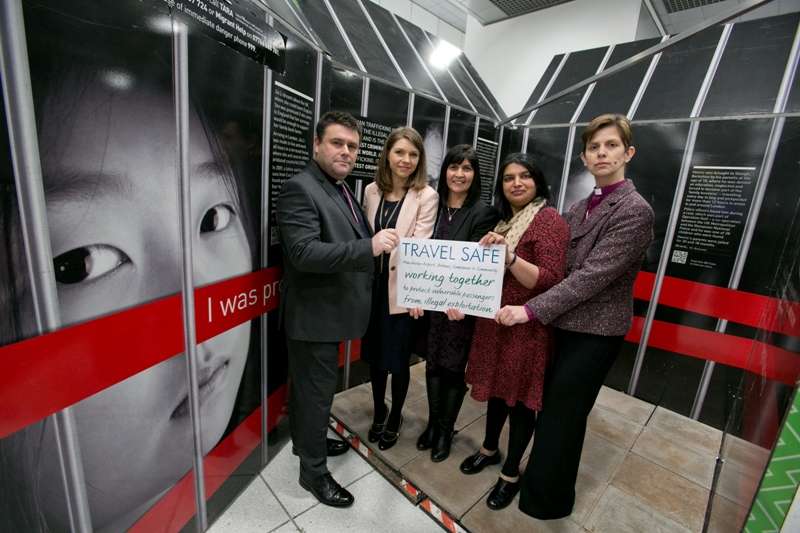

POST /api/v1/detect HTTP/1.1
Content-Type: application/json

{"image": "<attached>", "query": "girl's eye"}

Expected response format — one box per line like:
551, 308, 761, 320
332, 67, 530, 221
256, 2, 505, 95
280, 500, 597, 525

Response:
54, 245, 129, 284
200, 204, 234, 233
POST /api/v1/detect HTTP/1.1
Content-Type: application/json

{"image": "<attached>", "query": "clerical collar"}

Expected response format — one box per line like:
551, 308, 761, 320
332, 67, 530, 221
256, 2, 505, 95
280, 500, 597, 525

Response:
314, 160, 342, 187
592, 179, 626, 197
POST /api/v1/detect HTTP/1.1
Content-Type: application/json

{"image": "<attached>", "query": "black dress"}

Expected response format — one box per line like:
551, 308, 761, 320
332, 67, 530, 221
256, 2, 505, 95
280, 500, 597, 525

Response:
425, 207, 477, 374
362, 198, 413, 373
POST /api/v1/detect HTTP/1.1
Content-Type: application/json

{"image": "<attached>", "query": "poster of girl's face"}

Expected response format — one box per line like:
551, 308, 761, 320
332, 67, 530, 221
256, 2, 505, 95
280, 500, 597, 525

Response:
0, 1, 263, 531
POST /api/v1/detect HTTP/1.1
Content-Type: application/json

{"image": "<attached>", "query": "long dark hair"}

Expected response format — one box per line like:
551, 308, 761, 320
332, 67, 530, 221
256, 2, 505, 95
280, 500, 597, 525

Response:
436, 144, 482, 208
493, 152, 551, 220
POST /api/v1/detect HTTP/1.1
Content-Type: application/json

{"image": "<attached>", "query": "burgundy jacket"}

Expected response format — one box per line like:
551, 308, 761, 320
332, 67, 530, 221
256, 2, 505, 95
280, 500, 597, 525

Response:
526, 179, 654, 336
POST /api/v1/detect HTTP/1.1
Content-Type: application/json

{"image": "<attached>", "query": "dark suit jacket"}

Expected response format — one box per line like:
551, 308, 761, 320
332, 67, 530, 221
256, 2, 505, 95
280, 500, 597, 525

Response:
433, 200, 499, 242
528, 179, 654, 336
276, 161, 374, 342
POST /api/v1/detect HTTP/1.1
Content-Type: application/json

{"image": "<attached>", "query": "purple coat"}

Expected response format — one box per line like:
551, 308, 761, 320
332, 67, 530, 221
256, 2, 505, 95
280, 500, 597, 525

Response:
526, 179, 654, 336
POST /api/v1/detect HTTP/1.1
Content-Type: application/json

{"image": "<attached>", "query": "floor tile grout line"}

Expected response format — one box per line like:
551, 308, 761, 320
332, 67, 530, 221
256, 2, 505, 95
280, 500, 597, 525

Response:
606, 479, 701, 532
625, 448, 714, 493
266, 519, 292, 533
262, 473, 310, 530
577, 480, 611, 528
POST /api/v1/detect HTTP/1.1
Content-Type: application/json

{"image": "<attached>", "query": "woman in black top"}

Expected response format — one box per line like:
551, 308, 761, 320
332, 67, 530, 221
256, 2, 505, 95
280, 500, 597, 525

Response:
416, 144, 499, 462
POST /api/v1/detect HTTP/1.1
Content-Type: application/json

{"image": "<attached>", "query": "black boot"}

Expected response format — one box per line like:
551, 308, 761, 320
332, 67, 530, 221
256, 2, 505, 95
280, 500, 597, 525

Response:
431, 383, 467, 462
416, 370, 442, 450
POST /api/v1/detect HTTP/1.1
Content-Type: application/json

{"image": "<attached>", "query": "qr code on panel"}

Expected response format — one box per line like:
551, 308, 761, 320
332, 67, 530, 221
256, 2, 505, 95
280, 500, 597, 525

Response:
671, 249, 688, 264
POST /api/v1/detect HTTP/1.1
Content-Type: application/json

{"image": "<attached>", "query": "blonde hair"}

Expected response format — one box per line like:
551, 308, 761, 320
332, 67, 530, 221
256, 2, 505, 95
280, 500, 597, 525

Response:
374, 127, 428, 193
582, 113, 633, 151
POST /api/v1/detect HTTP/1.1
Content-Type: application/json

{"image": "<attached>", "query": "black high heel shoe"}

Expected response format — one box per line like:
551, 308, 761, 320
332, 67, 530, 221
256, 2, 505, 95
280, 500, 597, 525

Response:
378, 416, 403, 450
368, 404, 388, 443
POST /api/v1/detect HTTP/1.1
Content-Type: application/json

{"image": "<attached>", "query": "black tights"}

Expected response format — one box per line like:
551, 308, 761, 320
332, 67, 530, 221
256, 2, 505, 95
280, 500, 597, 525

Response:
370, 364, 410, 429
482, 397, 537, 478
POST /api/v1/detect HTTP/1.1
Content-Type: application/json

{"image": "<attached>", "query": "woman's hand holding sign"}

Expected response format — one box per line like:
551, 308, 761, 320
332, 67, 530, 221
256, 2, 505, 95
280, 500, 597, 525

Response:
479, 231, 512, 264
495, 305, 530, 326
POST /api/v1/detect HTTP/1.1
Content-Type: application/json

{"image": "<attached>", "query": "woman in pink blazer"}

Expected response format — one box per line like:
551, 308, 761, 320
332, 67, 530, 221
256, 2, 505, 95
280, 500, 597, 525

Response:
362, 127, 438, 450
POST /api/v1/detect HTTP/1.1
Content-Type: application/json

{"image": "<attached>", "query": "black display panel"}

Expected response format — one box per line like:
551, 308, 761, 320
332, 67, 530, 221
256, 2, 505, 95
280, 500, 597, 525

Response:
349, 117, 392, 199
440, 41, 496, 118
476, 119, 500, 204
368, 80, 409, 128
578, 38, 661, 123
395, 19, 473, 111
562, 135, 592, 213
701, 14, 799, 117
628, 121, 691, 272
522, 54, 564, 112
328, 0, 404, 85
447, 108, 476, 148
412, 96, 447, 187
739, 118, 800, 296
319, 61, 362, 116
668, 119, 771, 286
633, 119, 773, 419
461, 56, 505, 119
702, 121, 800, 436
362, 1, 441, 100
635, 26, 723, 120
498, 126, 524, 166
530, 46, 608, 126
272, 19, 317, 98
296, 0, 359, 70
525, 127, 568, 210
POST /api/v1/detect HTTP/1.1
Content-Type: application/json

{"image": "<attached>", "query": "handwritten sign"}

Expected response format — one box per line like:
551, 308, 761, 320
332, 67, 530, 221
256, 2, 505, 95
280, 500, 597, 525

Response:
396, 238, 505, 318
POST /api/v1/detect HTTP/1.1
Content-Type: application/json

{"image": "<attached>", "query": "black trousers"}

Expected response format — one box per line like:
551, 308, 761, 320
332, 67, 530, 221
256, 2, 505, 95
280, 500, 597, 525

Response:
286, 337, 339, 482
519, 328, 623, 519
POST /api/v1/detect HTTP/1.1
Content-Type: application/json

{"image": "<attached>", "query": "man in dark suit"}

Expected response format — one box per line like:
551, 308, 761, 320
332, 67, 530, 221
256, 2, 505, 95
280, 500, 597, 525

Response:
276, 111, 398, 507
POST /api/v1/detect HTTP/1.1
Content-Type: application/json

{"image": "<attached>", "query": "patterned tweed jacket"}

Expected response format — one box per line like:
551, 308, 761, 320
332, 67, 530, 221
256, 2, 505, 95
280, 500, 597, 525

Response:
527, 179, 654, 336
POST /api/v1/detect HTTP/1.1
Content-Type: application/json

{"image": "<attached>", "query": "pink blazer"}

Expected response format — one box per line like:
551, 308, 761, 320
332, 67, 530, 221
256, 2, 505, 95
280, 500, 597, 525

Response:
363, 182, 438, 314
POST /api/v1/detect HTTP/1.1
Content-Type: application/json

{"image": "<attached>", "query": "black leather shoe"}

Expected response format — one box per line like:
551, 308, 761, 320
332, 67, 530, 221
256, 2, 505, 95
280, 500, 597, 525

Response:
299, 473, 354, 508
291, 438, 350, 457
459, 450, 501, 475
486, 478, 519, 510
378, 416, 403, 451
326, 438, 349, 456
368, 404, 388, 443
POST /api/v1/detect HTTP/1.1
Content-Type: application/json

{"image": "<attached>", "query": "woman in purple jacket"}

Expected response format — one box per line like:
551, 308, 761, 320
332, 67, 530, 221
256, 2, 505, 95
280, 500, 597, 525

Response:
494, 114, 654, 519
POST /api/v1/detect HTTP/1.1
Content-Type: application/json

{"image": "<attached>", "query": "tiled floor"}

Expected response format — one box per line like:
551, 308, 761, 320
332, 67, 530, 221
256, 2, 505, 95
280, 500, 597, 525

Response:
210, 362, 764, 532
207, 426, 443, 533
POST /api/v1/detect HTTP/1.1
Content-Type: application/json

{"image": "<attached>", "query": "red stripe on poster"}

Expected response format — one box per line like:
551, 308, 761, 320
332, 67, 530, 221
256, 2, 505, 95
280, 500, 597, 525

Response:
625, 317, 800, 385
0, 268, 280, 439
130, 385, 288, 533
632, 271, 800, 338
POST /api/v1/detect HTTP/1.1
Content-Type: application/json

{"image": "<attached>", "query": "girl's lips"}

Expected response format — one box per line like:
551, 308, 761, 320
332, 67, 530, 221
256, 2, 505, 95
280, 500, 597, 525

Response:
171, 359, 230, 419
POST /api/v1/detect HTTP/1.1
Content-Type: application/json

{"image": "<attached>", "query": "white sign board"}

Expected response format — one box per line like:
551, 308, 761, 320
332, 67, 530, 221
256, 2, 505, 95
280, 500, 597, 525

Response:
396, 238, 505, 319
